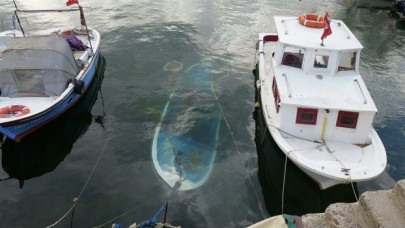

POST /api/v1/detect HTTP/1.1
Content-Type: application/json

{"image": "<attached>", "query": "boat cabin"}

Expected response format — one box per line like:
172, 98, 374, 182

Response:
266, 16, 378, 145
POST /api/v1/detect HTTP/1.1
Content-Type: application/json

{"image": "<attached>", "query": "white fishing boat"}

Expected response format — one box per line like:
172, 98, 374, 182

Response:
0, 2, 101, 142
253, 14, 387, 189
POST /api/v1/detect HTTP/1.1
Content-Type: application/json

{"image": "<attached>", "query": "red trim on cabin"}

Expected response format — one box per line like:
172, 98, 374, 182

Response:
264, 35, 278, 42
272, 77, 281, 113
272, 77, 277, 93
336, 111, 359, 129
296, 108, 318, 125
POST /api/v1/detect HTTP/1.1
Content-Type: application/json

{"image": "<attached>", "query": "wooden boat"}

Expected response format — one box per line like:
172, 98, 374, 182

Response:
152, 62, 220, 191
253, 14, 387, 189
0, 3, 100, 142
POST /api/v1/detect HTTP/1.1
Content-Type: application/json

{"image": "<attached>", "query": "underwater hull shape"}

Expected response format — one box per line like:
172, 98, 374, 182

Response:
152, 62, 220, 191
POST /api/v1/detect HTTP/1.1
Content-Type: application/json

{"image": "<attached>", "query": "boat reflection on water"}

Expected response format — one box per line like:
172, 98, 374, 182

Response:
0, 56, 106, 188
254, 126, 359, 216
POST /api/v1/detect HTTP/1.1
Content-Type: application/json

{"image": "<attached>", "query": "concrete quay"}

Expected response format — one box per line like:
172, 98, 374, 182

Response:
302, 180, 405, 228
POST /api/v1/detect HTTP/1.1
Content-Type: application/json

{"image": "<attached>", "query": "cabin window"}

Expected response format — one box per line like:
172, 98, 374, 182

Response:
296, 108, 318, 125
272, 77, 281, 113
314, 54, 329, 68
338, 51, 356, 71
336, 111, 359, 129
281, 46, 304, 68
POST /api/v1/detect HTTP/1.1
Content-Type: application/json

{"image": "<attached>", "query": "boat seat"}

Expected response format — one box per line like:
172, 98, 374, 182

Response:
73, 49, 90, 67
73, 51, 85, 59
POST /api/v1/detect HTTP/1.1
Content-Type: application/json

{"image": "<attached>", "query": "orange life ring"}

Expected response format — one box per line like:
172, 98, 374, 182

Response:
0, 105, 30, 118
299, 13, 325, 28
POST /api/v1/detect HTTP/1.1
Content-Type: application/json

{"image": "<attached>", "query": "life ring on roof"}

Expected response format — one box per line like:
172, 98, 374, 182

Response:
0, 105, 30, 118
299, 13, 325, 28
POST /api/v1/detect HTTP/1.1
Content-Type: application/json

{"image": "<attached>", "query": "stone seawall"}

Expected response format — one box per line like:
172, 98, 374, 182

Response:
302, 180, 405, 227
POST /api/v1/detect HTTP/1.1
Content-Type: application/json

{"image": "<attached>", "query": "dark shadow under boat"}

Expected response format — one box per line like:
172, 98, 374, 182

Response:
0, 56, 106, 188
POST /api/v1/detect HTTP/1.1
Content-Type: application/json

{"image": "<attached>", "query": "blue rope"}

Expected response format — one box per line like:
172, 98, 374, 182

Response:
137, 202, 168, 228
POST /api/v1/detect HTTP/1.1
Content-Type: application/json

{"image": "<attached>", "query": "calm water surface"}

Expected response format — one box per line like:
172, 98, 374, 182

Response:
0, 0, 404, 227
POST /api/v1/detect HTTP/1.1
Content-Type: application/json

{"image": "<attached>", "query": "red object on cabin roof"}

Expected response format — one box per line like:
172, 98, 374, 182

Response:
66, 0, 78, 6
321, 12, 332, 40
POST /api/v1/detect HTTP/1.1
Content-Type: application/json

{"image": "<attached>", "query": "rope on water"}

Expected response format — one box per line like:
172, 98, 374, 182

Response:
92, 170, 183, 228
210, 68, 267, 220
155, 223, 181, 228
91, 202, 148, 228
45, 136, 110, 228
92, 75, 185, 228
93, 184, 184, 228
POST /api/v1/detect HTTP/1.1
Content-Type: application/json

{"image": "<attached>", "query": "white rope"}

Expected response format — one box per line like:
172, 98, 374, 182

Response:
349, 175, 359, 202
156, 223, 181, 228
322, 141, 359, 202
210, 70, 267, 219
273, 125, 360, 213
45, 136, 109, 228
281, 152, 288, 214
92, 202, 148, 228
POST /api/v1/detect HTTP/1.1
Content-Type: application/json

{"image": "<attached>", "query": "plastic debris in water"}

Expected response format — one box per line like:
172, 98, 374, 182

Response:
163, 60, 183, 72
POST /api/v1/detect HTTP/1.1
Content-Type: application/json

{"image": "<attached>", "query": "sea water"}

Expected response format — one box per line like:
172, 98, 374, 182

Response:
0, 0, 404, 227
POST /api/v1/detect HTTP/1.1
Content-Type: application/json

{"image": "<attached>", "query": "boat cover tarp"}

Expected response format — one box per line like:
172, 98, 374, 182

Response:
0, 35, 79, 97
0, 36, 13, 57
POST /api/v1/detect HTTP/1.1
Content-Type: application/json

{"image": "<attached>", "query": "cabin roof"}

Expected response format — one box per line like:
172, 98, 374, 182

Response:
274, 68, 377, 112
274, 16, 363, 50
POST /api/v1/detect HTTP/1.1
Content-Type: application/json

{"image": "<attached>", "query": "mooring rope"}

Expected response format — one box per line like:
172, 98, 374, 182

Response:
280, 143, 322, 215
268, 123, 322, 144
210, 68, 267, 219
322, 140, 359, 202
91, 202, 149, 228
350, 176, 359, 202
281, 152, 288, 214
269, 121, 360, 212
92, 178, 183, 228
45, 135, 109, 228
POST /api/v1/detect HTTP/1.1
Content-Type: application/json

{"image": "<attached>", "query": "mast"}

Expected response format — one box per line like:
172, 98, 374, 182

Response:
12, 0, 26, 36
78, 4, 94, 57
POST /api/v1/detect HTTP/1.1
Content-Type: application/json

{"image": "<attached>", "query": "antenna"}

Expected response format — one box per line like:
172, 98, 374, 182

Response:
78, 5, 94, 56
